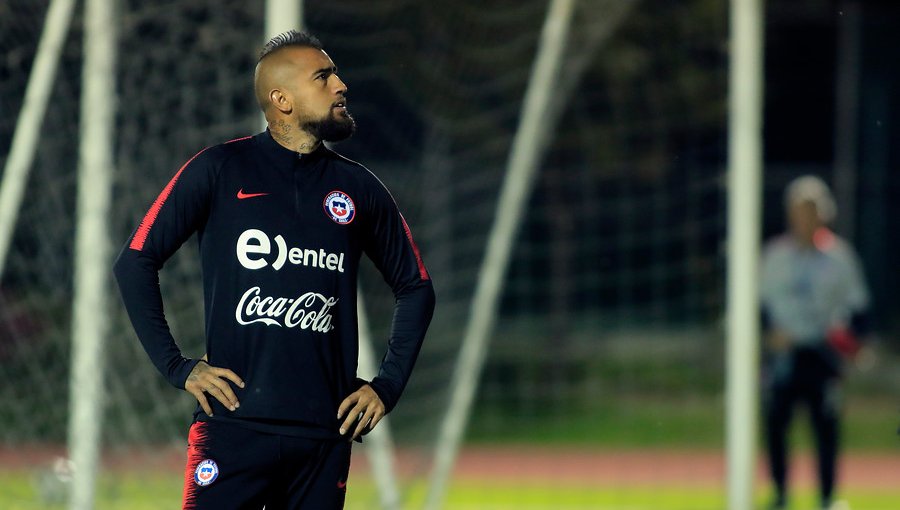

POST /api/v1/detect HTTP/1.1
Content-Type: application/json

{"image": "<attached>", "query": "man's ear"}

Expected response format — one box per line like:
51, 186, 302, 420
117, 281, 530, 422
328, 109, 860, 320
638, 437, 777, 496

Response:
269, 89, 292, 114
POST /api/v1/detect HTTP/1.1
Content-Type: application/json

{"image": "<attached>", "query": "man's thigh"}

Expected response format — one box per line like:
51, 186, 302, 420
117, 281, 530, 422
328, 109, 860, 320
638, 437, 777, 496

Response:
182, 420, 276, 510
268, 437, 352, 510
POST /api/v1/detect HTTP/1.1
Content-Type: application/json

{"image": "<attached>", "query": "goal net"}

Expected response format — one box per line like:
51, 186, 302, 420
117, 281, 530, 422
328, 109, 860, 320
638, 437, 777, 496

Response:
0, 0, 729, 508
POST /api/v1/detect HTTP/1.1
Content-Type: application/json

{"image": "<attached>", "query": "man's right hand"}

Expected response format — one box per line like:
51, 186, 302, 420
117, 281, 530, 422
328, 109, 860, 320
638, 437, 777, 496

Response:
184, 357, 245, 416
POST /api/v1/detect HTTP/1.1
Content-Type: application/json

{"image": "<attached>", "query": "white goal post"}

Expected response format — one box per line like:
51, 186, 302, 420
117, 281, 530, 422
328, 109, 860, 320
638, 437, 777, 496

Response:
725, 1, 764, 509
0, 0, 76, 280
67, 0, 117, 508
423, 1, 578, 508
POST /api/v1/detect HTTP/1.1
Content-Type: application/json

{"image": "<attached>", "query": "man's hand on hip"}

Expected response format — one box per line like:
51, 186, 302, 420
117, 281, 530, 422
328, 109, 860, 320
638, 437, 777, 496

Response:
184, 356, 244, 416
337, 384, 385, 441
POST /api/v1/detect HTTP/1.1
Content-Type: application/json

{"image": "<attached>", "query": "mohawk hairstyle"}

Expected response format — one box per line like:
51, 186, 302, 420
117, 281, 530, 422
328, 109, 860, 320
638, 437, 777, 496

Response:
258, 30, 323, 62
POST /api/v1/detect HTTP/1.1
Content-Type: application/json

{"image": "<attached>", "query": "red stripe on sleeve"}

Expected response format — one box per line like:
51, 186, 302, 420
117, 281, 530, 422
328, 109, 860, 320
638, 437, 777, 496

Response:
128, 148, 208, 251
401, 215, 430, 281
128, 136, 250, 252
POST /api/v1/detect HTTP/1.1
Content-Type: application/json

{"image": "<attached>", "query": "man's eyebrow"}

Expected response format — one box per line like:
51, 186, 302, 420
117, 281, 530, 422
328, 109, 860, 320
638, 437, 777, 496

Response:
311, 66, 336, 77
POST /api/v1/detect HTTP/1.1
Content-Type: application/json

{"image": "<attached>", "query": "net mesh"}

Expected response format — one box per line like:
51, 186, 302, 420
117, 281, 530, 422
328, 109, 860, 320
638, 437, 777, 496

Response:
0, 0, 82, 445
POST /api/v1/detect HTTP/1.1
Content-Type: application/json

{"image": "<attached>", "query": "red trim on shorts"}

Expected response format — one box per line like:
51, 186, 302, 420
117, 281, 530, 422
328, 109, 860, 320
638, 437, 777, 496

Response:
182, 422, 209, 510
401, 215, 430, 281
129, 136, 251, 251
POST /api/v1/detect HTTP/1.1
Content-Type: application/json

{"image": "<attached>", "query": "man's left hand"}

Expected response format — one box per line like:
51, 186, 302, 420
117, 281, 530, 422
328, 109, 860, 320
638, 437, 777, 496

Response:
337, 384, 385, 441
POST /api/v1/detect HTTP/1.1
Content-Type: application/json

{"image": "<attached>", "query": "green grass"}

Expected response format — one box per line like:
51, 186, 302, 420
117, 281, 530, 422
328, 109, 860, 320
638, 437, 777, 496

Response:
468, 395, 725, 448
434, 484, 900, 510
4, 390, 894, 509
467, 394, 899, 451
0, 472, 182, 510
3, 472, 900, 510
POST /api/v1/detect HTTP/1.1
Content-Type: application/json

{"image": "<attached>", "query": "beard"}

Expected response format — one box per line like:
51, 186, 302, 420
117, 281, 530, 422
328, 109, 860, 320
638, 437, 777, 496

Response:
302, 109, 356, 143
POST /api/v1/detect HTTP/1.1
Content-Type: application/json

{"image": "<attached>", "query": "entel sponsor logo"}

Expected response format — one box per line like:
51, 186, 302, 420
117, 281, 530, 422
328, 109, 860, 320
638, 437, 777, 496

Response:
236, 228, 345, 273
236, 286, 338, 331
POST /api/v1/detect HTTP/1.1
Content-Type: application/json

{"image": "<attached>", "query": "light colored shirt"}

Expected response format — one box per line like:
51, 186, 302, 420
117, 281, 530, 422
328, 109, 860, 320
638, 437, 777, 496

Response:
760, 230, 869, 346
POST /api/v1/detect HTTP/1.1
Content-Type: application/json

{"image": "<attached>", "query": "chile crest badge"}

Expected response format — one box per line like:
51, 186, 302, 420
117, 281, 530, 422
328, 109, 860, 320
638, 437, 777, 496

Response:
194, 459, 219, 486
324, 190, 356, 225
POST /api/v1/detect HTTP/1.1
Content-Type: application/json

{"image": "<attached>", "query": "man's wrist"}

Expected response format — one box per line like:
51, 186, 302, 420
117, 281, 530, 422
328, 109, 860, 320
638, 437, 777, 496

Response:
175, 358, 204, 390
367, 378, 393, 413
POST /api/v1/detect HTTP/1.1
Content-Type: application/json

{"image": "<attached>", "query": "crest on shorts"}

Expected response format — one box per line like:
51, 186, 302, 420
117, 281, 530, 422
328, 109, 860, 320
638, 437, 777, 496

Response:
323, 190, 356, 224
194, 459, 219, 486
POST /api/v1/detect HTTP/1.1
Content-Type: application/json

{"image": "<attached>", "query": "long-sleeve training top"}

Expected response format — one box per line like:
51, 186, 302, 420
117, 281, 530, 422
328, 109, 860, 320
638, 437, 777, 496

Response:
760, 229, 869, 345
114, 130, 435, 438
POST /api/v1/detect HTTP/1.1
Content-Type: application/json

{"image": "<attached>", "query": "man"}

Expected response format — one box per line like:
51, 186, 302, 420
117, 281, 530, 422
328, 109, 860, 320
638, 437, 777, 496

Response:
760, 175, 870, 510
114, 31, 435, 509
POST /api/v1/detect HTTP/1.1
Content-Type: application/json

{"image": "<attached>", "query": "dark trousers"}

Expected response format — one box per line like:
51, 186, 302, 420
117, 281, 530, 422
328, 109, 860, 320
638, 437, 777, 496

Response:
765, 346, 841, 507
182, 420, 352, 510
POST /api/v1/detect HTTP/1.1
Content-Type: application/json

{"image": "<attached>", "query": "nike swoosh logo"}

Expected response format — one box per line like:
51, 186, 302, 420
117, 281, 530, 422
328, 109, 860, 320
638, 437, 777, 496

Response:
337, 480, 347, 489
237, 189, 270, 200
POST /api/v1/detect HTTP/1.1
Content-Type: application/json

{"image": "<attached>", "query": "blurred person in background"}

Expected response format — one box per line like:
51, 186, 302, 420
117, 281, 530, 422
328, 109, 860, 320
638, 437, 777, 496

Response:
760, 175, 871, 510
114, 30, 434, 509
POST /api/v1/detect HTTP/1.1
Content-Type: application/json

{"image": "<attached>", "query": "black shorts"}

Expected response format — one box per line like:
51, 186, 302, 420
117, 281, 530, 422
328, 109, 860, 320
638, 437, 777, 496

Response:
182, 420, 352, 510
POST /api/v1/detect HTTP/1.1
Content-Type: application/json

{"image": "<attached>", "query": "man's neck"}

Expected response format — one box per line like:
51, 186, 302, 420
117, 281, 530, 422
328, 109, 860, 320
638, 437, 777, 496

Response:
269, 118, 320, 154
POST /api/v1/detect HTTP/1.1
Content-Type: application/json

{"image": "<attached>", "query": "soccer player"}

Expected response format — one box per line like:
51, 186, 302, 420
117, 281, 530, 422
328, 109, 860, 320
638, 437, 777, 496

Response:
760, 175, 870, 510
114, 31, 435, 509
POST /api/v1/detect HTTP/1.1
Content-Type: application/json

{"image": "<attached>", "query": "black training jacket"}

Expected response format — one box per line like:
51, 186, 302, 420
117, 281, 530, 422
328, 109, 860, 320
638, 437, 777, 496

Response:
113, 130, 435, 438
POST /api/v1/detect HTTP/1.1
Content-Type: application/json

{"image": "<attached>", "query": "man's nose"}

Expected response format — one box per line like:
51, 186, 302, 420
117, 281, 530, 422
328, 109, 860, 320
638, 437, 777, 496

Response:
333, 75, 348, 95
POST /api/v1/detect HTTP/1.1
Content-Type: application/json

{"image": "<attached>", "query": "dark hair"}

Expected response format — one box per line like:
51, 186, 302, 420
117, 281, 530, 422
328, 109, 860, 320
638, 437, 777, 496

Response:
258, 30, 323, 62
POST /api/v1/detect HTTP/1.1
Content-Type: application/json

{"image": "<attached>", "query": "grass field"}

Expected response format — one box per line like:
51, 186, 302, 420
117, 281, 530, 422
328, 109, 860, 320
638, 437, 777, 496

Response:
3, 471, 900, 510
468, 394, 899, 451
3, 354, 895, 510
2, 396, 896, 509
